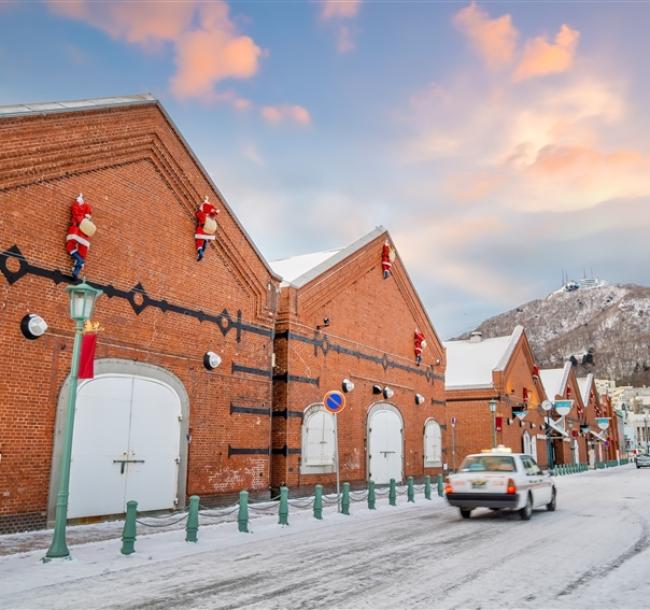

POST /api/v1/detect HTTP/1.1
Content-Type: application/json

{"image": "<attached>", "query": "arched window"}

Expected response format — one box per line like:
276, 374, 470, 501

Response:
301, 404, 336, 474
424, 419, 442, 467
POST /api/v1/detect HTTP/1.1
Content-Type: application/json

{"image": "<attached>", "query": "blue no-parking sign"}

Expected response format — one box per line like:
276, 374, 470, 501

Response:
323, 390, 346, 414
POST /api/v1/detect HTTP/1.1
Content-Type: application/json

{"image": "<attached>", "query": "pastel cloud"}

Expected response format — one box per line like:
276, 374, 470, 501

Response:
171, 3, 261, 98
514, 24, 580, 81
47, 1, 262, 100
319, 0, 361, 54
453, 2, 518, 69
261, 105, 312, 126
320, 0, 362, 20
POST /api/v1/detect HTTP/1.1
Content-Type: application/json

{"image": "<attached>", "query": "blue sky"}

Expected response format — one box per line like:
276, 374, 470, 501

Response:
2, 1, 650, 338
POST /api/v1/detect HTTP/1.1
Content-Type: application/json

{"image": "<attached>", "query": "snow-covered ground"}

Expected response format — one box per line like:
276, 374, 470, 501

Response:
1, 465, 649, 609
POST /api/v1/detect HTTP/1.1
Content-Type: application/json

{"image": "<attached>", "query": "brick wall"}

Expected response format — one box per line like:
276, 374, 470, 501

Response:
0, 102, 278, 532
271, 233, 447, 489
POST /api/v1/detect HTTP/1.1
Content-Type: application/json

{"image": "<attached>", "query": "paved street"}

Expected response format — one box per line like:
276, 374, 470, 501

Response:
1, 465, 648, 609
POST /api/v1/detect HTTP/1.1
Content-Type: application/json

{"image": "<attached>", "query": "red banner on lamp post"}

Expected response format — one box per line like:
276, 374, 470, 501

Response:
78, 333, 98, 379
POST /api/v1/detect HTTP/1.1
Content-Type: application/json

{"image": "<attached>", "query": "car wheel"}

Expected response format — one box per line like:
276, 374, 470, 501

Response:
546, 488, 557, 512
460, 508, 472, 519
519, 494, 533, 520
637, 465, 641, 469
489, 508, 500, 512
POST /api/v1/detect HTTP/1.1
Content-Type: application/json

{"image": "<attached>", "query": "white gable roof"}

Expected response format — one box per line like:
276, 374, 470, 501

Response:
443, 326, 523, 389
269, 226, 386, 288
0, 94, 156, 117
539, 362, 571, 399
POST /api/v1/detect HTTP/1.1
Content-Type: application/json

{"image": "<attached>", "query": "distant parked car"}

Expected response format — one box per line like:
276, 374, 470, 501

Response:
635, 454, 650, 468
445, 447, 556, 520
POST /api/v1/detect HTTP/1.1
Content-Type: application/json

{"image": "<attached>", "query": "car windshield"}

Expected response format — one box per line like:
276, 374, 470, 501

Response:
459, 455, 516, 472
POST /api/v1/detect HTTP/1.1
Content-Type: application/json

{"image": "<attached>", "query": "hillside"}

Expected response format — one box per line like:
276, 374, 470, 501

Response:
460, 282, 650, 386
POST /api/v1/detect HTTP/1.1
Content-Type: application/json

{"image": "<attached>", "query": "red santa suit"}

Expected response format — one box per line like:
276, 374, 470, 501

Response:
195, 197, 219, 261
381, 241, 395, 279
66, 195, 93, 258
414, 330, 426, 366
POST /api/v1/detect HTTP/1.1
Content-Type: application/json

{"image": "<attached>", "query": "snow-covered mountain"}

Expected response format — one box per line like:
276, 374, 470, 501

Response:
459, 282, 650, 385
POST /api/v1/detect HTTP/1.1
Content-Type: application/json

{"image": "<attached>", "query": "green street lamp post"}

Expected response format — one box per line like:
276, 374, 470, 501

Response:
489, 399, 498, 449
44, 281, 102, 562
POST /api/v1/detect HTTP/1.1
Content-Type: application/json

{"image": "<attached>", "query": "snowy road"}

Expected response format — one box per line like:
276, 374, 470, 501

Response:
1, 465, 649, 609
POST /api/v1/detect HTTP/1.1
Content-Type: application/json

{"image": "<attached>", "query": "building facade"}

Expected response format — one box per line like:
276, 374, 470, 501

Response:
269, 228, 447, 492
0, 96, 279, 533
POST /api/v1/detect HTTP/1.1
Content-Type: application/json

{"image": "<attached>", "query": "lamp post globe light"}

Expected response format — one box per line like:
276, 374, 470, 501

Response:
44, 281, 102, 562
488, 399, 498, 449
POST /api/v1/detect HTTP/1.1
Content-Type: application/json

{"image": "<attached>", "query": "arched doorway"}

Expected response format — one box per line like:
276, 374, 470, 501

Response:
48, 360, 189, 523
367, 403, 403, 484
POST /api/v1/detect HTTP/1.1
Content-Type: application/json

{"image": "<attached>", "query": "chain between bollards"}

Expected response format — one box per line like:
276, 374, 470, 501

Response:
238, 490, 249, 533
424, 475, 432, 500
121, 500, 137, 555
407, 476, 415, 503
185, 495, 199, 543
279, 486, 289, 526
341, 482, 350, 515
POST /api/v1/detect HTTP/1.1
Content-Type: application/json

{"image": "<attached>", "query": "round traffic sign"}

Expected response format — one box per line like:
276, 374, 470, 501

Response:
323, 390, 346, 414
541, 399, 553, 412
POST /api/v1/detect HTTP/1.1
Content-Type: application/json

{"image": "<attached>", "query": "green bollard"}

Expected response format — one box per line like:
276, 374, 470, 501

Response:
407, 476, 415, 503
342, 482, 350, 515
121, 500, 137, 555
185, 495, 199, 543
437, 474, 444, 497
238, 490, 249, 533
279, 486, 289, 526
389, 478, 397, 506
368, 480, 376, 510
424, 475, 432, 500
314, 485, 323, 520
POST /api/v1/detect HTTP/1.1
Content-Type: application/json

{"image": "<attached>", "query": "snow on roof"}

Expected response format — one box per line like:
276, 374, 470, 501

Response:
270, 249, 342, 286
269, 226, 386, 288
443, 326, 522, 389
577, 374, 594, 404
539, 363, 571, 399
0, 94, 156, 118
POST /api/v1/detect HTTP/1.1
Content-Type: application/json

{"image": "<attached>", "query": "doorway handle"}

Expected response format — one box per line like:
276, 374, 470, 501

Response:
113, 458, 145, 474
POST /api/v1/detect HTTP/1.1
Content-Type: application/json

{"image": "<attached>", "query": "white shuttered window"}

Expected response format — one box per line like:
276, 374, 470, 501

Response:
301, 405, 336, 473
424, 419, 442, 467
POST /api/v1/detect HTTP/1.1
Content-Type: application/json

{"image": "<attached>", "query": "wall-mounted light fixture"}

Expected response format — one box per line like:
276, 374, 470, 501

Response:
383, 386, 394, 399
372, 384, 383, 395
203, 351, 222, 370
20, 313, 48, 340
342, 378, 355, 393
415, 393, 425, 405
316, 317, 330, 330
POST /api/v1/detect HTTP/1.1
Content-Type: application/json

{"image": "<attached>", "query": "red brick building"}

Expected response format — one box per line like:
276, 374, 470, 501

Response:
269, 228, 447, 492
444, 327, 551, 468
577, 375, 620, 464
0, 95, 279, 533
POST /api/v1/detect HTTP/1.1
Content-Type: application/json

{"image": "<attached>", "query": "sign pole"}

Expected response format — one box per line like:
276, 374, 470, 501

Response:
452, 424, 456, 472
334, 413, 341, 512
322, 390, 346, 513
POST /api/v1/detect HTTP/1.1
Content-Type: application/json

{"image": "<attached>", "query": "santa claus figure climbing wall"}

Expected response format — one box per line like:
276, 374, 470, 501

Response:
381, 240, 396, 279
414, 329, 427, 366
195, 196, 219, 261
65, 193, 96, 280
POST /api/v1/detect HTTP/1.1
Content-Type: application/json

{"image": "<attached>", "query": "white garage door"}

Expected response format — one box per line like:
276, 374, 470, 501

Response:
368, 405, 403, 484
68, 374, 181, 519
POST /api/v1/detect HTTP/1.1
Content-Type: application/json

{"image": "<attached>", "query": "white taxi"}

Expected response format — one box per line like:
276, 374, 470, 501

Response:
445, 447, 556, 520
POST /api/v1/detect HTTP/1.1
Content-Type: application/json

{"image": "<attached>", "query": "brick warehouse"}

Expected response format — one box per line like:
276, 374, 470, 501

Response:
0, 95, 280, 533
444, 327, 552, 468
268, 228, 447, 493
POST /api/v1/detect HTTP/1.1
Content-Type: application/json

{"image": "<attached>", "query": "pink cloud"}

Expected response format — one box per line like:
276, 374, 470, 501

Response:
320, 0, 362, 20
261, 105, 311, 126
337, 25, 356, 53
453, 3, 518, 69
46, 1, 262, 100
514, 24, 580, 81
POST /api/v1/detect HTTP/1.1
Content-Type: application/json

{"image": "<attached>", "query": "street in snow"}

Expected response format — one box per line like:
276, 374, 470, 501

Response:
1, 465, 648, 610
